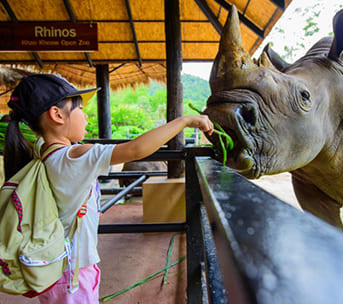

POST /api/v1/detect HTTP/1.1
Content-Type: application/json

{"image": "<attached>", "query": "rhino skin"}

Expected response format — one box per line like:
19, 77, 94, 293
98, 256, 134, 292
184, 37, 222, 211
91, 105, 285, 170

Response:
204, 5, 343, 228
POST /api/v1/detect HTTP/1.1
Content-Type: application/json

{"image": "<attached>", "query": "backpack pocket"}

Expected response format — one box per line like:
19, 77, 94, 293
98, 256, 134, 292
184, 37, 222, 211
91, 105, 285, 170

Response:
18, 233, 67, 293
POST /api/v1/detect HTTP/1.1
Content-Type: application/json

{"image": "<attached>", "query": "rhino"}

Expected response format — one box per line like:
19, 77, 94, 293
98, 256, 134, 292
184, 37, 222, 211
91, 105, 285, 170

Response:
204, 6, 343, 228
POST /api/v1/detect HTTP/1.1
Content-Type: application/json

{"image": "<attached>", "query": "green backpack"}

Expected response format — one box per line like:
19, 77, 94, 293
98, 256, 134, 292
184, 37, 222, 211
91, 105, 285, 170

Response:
0, 140, 85, 297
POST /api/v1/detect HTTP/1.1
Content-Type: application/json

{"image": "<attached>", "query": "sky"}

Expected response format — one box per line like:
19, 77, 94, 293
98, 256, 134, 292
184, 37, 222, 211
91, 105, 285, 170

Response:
182, 0, 342, 80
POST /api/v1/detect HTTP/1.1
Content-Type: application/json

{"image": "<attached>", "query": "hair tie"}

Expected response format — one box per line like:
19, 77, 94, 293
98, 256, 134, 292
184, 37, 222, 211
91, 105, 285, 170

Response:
9, 111, 23, 123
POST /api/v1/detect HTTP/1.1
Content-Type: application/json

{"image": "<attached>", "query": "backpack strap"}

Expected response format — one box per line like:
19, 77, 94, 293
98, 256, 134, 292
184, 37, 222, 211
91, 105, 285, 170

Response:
66, 188, 92, 294
72, 188, 91, 291
41, 143, 67, 162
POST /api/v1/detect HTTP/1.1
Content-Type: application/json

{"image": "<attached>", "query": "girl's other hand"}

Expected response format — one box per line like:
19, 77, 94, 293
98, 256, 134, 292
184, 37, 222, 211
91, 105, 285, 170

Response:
184, 115, 214, 136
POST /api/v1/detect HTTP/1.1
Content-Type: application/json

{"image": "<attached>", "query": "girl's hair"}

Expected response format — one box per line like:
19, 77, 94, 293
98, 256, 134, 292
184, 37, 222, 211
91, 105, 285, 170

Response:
4, 96, 82, 180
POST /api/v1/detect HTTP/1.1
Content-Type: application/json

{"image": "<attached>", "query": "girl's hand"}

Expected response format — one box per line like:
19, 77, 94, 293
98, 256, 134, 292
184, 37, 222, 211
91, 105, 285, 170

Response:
184, 115, 214, 136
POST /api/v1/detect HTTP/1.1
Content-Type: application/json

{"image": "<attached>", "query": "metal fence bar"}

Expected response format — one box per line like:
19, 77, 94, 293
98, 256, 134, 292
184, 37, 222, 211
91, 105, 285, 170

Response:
98, 222, 186, 234
200, 205, 228, 304
185, 150, 204, 304
98, 171, 167, 180
101, 187, 142, 196
195, 156, 343, 304
100, 175, 148, 213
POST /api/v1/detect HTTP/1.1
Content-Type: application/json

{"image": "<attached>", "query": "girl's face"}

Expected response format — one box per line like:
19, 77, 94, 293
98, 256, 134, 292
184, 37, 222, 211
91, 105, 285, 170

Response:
65, 100, 88, 142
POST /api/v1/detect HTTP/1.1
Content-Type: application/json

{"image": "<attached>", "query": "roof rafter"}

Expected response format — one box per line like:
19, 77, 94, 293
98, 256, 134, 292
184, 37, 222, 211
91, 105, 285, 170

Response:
194, 0, 222, 34
125, 0, 142, 67
0, 0, 44, 68
214, 0, 264, 38
62, 0, 93, 67
270, 0, 285, 10
0, 0, 16, 21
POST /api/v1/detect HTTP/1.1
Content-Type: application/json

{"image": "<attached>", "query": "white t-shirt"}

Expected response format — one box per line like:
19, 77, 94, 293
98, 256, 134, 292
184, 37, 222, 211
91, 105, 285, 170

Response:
44, 143, 115, 268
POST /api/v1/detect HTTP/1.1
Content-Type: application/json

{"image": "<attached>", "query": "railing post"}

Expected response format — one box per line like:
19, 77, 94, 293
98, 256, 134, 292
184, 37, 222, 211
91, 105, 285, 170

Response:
185, 151, 203, 303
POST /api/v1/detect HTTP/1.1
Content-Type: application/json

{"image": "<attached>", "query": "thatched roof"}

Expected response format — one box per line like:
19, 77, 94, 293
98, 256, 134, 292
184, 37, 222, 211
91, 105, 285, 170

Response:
4, 62, 167, 90
0, 62, 166, 111
0, 0, 292, 112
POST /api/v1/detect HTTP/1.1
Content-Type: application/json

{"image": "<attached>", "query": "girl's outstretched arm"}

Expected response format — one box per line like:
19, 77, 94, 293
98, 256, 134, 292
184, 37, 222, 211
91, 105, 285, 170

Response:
110, 115, 213, 165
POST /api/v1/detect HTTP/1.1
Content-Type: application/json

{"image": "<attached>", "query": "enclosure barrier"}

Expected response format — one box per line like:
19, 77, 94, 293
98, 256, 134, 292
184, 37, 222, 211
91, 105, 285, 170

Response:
95, 144, 343, 304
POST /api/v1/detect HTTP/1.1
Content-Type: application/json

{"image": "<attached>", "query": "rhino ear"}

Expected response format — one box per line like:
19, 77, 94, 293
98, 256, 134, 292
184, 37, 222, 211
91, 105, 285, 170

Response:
328, 9, 343, 61
262, 44, 290, 71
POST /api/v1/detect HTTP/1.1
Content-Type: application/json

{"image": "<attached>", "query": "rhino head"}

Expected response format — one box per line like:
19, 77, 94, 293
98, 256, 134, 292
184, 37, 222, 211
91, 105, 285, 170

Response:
204, 6, 343, 227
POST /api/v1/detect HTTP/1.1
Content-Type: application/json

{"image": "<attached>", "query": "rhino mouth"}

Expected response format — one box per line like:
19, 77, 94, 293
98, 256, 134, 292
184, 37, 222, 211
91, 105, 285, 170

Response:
204, 91, 262, 178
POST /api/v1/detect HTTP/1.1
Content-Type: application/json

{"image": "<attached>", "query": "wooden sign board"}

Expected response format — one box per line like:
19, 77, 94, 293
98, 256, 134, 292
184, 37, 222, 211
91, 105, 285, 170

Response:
0, 22, 98, 51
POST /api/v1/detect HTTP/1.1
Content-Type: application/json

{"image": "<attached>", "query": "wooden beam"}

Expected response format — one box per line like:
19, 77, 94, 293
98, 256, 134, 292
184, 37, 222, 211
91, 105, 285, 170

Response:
125, 0, 142, 66
63, 0, 76, 22
31, 52, 43, 68
63, 0, 93, 67
96, 64, 112, 139
109, 63, 126, 74
84, 52, 94, 67
0, 0, 44, 68
194, 0, 222, 34
270, 0, 285, 10
214, 0, 265, 38
0, 0, 17, 21
165, 0, 184, 178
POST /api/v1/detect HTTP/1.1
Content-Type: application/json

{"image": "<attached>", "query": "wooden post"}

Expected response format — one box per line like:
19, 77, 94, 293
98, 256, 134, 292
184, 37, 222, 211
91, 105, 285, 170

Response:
165, 0, 184, 178
96, 64, 112, 139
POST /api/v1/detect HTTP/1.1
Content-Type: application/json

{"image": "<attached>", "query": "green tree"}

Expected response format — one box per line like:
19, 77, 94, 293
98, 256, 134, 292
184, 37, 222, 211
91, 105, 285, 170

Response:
83, 74, 211, 139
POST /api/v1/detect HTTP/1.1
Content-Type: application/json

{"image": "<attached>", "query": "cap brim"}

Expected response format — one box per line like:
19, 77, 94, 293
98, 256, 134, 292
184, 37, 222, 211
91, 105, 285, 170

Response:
67, 87, 100, 105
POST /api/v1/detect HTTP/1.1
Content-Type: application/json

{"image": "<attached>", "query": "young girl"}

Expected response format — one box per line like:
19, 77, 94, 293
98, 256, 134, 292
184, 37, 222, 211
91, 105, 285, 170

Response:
5, 73, 213, 304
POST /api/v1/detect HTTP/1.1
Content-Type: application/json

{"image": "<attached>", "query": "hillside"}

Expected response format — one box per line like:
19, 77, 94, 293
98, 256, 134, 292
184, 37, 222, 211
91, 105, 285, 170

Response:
181, 74, 211, 105
148, 73, 211, 114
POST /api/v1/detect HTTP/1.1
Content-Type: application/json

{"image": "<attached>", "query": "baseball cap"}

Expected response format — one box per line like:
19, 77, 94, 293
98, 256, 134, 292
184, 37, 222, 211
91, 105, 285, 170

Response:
8, 73, 100, 123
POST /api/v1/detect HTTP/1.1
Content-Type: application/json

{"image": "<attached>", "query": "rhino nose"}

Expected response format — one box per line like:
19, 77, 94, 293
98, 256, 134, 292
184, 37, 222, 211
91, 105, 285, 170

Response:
236, 104, 257, 128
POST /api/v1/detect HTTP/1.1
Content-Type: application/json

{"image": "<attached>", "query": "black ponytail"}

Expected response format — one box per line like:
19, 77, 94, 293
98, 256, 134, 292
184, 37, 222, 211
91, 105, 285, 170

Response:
4, 114, 32, 181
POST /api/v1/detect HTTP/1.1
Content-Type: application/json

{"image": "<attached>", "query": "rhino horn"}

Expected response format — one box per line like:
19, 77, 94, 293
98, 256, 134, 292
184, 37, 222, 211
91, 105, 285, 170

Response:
257, 52, 278, 71
262, 44, 290, 71
210, 5, 256, 91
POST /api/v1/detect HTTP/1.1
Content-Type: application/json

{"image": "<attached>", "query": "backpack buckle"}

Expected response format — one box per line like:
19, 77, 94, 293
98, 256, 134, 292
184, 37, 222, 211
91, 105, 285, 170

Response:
77, 204, 87, 218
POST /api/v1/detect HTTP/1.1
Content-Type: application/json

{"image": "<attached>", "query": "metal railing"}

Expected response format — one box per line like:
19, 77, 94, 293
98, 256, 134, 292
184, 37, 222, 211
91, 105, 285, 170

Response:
97, 144, 343, 304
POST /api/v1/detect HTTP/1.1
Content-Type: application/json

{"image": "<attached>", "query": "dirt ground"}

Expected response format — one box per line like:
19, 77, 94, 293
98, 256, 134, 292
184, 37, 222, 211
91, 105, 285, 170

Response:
0, 169, 299, 304
251, 172, 300, 209
0, 202, 187, 304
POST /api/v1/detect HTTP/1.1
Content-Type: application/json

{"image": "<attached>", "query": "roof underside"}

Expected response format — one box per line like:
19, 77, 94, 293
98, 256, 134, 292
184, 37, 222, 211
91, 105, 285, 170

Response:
0, 0, 291, 64
0, 0, 292, 111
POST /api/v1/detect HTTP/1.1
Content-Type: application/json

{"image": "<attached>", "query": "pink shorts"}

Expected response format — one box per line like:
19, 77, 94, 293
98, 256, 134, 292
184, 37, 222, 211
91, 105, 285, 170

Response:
38, 264, 101, 304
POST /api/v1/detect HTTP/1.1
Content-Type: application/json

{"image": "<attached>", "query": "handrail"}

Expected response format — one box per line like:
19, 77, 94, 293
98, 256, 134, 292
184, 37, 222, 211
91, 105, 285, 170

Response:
194, 156, 343, 304
95, 146, 343, 303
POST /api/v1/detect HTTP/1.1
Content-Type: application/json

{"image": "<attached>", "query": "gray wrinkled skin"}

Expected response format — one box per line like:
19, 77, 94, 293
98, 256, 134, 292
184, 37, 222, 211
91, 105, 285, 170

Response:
205, 6, 343, 228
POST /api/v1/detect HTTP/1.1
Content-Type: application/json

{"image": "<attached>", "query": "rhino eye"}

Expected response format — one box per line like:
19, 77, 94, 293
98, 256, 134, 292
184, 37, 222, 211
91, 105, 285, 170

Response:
301, 90, 310, 101
299, 90, 311, 111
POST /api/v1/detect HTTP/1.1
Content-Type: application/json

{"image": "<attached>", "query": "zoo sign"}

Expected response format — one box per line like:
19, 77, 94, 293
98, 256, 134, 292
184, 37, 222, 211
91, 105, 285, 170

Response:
0, 22, 98, 51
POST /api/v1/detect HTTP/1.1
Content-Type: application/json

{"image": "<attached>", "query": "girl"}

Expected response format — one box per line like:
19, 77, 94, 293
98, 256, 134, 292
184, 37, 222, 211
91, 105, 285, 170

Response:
5, 73, 213, 303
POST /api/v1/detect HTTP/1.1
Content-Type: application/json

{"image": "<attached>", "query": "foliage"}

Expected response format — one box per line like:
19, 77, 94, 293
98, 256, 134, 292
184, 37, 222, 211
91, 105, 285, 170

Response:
0, 74, 210, 144
255, 1, 343, 63
0, 121, 37, 152
83, 73, 210, 139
